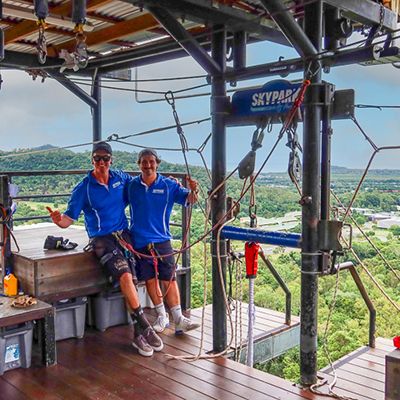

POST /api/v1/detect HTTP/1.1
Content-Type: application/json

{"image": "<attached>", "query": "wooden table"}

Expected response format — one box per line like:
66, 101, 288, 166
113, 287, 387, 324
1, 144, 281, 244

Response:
0, 296, 56, 366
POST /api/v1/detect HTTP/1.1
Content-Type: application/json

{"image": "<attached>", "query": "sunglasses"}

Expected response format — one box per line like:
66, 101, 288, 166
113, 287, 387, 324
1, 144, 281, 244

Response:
93, 155, 111, 162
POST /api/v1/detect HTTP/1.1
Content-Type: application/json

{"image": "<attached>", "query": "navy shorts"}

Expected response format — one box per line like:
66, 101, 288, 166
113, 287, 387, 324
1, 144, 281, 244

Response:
135, 240, 176, 282
91, 230, 136, 282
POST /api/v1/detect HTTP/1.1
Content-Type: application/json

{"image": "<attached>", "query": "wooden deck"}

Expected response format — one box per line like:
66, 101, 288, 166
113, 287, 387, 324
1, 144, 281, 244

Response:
0, 320, 336, 400
319, 337, 393, 400
4, 225, 394, 399
1, 307, 393, 400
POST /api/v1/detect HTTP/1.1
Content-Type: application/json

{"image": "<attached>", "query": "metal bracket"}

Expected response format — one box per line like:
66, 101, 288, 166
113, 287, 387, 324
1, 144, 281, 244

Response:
303, 82, 335, 107
318, 220, 343, 252
332, 89, 355, 120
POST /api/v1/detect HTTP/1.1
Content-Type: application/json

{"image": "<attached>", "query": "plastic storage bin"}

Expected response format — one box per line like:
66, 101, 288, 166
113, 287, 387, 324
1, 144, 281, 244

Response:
0, 322, 33, 375
93, 290, 132, 332
54, 296, 87, 341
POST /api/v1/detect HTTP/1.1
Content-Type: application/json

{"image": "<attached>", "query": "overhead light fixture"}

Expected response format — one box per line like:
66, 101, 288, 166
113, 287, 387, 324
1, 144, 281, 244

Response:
3, 4, 94, 32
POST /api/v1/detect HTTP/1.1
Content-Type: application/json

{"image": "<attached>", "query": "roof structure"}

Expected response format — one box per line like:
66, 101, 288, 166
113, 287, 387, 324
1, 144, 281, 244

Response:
1, 0, 399, 75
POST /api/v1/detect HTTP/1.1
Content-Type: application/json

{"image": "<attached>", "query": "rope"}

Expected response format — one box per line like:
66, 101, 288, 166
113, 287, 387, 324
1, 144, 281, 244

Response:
309, 265, 359, 400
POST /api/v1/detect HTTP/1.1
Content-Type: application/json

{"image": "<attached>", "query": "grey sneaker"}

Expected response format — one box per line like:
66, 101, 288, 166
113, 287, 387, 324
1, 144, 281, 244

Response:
143, 327, 164, 352
153, 314, 170, 333
175, 316, 200, 335
132, 334, 154, 357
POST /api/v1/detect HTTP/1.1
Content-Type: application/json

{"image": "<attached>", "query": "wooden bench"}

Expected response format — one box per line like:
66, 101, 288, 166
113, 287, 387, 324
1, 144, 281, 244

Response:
11, 224, 191, 309
12, 225, 107, 303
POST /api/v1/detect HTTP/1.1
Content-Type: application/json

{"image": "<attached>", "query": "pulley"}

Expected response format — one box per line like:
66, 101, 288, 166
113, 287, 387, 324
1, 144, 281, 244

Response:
238, 125, 265, 179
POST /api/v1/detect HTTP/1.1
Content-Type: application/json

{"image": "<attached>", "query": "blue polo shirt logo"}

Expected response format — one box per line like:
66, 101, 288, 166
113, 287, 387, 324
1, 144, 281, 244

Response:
152, 189, 165, 194
112, 181, 122, 188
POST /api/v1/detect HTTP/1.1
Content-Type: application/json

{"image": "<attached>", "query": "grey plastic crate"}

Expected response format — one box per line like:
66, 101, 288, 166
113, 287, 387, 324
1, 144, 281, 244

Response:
93, 290, 132, 332
54, 297, 87, 341
0, 322, 33, 375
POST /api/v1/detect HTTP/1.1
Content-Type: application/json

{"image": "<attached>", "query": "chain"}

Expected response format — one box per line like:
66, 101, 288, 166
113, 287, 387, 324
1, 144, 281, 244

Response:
249, 178, 257, 228
36, 19, 47, 65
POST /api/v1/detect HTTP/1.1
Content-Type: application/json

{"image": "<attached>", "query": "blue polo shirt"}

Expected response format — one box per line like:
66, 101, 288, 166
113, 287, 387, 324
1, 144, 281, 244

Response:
127, 174, 189, 248
65, 169, 133, 238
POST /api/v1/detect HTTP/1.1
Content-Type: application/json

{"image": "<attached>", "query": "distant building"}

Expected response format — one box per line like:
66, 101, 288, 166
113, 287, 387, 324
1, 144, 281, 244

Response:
351, 207, 374, 215
377, 218, 400, 229
240, 211, 301, 231
369, 212, 393, 222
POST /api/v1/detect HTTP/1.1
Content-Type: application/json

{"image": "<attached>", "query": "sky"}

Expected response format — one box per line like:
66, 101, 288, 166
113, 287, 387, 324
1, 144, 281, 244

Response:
1, 38, 400, 172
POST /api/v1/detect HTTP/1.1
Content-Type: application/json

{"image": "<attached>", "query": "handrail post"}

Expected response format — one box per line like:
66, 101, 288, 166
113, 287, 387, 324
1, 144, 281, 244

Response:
347, 265, 376, 348
259, 252, 292, 325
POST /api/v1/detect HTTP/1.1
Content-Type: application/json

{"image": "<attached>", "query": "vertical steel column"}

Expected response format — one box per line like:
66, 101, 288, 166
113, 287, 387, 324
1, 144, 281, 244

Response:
233, 31, 246, 70
321, 95, 332, 220
92, 73, 102, 141
300, 1, 323, 386
0, 1, 5, 62
211, 25, 227, 352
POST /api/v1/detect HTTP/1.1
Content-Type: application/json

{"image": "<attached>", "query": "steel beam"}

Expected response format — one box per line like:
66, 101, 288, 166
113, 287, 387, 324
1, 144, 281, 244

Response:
47, 70, 97, 108
221, 226, 301, 248
92, 72, 102, 141
1, 50, 64, 70
126, 0, 289, 45
300, 0, 323, 387
259, 0, 317, 57
211, 24, 227, 353
147, 6, 221, 75
225, 44, 390, 82
324, 0, 397, 31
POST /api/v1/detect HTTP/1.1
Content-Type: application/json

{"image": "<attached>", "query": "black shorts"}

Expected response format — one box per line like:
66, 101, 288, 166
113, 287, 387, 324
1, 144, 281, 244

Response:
91, 230, 136, 282
135, 240, 176, 282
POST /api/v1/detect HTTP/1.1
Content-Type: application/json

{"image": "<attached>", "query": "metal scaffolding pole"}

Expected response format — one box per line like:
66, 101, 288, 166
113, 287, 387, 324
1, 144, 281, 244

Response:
92, 73, 102, 141
300, 1, 323, 386
211, 24, 228, 353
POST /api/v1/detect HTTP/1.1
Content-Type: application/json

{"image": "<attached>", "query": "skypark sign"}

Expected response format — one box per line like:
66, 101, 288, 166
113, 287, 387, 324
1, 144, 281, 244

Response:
231, 79, 302, 118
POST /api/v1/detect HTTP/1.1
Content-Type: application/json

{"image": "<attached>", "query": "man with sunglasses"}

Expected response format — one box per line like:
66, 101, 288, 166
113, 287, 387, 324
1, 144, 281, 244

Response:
47, 141, 162, 357
127, 148, 200, 335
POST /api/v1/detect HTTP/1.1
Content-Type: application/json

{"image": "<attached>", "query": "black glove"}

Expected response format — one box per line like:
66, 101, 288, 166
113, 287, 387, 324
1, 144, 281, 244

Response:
44, 235, 78, 251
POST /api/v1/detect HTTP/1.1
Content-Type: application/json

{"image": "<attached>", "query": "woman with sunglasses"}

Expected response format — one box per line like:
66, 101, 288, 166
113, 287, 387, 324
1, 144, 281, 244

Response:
47, 141, 163, 357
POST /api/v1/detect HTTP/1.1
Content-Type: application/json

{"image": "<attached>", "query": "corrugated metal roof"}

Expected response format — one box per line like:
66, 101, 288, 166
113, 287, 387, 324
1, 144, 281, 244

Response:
0, 0, 287, 71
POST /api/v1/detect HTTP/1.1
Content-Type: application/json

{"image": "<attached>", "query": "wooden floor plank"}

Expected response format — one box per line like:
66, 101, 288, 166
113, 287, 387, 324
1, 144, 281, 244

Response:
111, 325, 313, 400
2, 369, 63, 400
321, 369, 385, 393
57, 340, 182, 400
320, 371, 383, 400
93, 329, 248, 400
0, 377, 30, 400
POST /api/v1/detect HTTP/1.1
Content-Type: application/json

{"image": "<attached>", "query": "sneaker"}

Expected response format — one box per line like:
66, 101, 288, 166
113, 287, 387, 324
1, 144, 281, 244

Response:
132, 334, 154, 357
143, 327, 164, 352
153, 314, 170, 333
175, 316, 200, 335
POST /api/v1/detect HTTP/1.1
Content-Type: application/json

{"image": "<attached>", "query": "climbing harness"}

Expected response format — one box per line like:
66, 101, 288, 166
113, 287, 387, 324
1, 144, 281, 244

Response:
74, 24, 89, 69
59, 1, 88, 72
